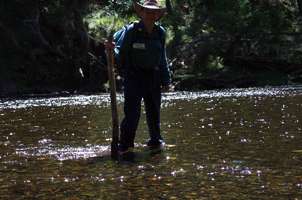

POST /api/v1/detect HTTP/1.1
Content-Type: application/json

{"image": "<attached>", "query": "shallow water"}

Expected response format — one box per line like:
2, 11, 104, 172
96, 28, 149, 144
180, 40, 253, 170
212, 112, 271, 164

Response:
0, 86, 302, 199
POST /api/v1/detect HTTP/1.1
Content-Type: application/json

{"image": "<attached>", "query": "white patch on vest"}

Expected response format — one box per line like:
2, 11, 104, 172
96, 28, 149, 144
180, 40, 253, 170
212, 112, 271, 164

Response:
132, 43, 146, 50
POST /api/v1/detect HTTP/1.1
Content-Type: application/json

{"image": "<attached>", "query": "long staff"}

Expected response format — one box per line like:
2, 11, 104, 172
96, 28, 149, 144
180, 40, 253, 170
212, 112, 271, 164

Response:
106, 35, 119, 159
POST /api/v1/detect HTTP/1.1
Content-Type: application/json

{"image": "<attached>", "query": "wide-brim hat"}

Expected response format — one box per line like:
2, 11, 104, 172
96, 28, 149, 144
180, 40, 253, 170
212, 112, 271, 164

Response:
134, 0, 167, 21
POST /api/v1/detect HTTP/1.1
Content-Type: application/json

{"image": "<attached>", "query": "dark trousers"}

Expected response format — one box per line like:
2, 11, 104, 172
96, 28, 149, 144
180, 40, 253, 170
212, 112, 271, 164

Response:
119, 71, 162, 148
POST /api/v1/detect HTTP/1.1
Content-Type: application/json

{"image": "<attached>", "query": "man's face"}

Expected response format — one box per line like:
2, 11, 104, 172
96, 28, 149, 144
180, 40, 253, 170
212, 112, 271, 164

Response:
141, 8, 159, 23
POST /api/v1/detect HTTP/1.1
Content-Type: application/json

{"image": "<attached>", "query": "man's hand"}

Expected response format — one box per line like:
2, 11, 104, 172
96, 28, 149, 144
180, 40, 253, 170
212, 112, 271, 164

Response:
105, 40, 115, 50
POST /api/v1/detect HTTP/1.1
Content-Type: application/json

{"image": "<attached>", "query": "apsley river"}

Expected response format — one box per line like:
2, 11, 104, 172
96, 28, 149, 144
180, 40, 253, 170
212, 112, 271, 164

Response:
0, 86, 302, 199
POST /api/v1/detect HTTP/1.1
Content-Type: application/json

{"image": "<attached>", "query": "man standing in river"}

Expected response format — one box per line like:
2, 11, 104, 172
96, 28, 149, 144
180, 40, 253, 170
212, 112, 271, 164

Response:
106, 0, 172, 154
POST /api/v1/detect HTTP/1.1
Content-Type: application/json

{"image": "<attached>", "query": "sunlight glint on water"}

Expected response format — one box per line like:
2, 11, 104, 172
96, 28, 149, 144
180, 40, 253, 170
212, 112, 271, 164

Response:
0, 86, 302, 199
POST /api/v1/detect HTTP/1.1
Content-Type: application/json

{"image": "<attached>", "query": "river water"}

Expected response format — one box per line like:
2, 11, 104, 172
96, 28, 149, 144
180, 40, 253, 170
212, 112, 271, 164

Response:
0, 86, 302, 199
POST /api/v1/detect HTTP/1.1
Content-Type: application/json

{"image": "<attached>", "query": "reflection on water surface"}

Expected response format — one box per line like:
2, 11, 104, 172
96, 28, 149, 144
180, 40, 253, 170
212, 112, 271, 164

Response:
0, 86, 302, 199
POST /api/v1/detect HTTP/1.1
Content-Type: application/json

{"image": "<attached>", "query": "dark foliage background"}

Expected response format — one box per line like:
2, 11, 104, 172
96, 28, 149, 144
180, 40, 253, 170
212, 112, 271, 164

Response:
0, 0, 302, 96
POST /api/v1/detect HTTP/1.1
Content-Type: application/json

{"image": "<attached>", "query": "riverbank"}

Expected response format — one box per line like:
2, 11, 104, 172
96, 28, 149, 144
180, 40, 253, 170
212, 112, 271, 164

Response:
174, 59, 302, 90
1, 56, 301, 99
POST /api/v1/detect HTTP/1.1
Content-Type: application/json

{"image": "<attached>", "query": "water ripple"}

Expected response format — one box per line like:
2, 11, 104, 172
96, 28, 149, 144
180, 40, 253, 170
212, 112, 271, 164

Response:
0, 86, 301, 109
15, 144, 110, 161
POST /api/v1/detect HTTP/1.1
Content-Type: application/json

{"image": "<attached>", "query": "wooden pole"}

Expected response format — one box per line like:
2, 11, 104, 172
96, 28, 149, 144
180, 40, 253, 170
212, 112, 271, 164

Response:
106, 35, 119, 159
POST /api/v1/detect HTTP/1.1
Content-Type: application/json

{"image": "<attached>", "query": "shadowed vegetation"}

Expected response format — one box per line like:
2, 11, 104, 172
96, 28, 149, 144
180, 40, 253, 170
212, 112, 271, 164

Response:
0, 0, 302, 96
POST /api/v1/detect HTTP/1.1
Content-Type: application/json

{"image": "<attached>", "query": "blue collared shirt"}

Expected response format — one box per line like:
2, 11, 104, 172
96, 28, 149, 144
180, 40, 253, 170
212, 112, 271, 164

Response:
114, 21, 171, 86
